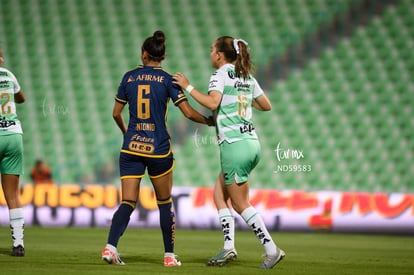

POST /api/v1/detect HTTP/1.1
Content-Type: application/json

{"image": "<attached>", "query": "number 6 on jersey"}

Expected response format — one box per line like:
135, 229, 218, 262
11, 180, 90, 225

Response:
137, 85, 150, 119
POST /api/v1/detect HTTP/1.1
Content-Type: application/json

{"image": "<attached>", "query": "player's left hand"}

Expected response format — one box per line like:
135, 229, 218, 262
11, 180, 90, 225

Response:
206, 115, 215, 126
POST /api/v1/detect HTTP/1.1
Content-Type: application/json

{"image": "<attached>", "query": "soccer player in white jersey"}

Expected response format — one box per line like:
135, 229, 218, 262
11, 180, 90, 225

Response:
173, 36, 285, 269
0, 47, 26, 256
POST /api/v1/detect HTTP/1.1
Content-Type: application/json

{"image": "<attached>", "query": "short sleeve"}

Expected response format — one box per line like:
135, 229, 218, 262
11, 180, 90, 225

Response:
208, 70, 225, 94
170, 82, 188, 106
252, 78, 264, 99
8, 71, 21, 94
115, 73, 128, 104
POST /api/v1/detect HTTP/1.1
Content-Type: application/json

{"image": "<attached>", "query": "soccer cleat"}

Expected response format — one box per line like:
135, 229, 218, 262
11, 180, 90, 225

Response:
101, 247, 125, 265
10, 245, 25, 257
164, 255, 182, 267
206, 248, 237, 267
259, 247, 285, 269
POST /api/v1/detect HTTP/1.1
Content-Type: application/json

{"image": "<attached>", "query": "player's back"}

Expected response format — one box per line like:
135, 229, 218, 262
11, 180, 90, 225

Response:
116, 65, 184, 157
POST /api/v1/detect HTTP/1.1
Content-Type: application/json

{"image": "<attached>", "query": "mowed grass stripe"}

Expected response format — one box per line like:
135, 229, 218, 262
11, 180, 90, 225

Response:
0, 227, 413, 275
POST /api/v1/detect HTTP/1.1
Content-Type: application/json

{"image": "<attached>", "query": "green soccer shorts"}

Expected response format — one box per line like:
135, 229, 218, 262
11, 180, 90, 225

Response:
219, 139, 261, 185
0, 134, 24, 175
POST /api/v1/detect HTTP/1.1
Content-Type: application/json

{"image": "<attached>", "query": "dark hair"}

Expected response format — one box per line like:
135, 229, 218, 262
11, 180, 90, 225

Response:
142, 30, 166, 62
215, 36, 253, 79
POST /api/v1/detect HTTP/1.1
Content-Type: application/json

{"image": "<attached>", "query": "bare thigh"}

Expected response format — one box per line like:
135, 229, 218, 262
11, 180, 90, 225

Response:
120, 178, 141, 201
150, 171, 173, 201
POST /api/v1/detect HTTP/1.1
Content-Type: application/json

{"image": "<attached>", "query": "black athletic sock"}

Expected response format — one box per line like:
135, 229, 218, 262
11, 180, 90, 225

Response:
157, 197, 175, 253
107, 200, 136, 247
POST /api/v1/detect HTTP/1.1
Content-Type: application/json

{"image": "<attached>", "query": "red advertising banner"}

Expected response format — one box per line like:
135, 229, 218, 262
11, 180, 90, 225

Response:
0, 185, 413, 234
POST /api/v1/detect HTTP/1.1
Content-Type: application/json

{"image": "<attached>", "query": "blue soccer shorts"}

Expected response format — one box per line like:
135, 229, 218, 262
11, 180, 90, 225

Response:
119, 152, 174, 179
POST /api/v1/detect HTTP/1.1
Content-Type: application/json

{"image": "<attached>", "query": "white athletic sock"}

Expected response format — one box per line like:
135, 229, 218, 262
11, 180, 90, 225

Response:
106, 243, 117, 252
9, 208, 24, 247
241, 206, 277, 255
218, 208, 235, 250
164, 252, 175, 258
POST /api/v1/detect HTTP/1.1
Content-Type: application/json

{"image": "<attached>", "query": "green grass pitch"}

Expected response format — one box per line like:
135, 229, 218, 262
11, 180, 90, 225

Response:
0, 226, 413, 274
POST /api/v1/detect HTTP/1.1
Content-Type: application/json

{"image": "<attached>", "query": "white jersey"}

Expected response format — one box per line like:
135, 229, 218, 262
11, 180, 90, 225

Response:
208, 63, 264, 144
0, 67, 23, 135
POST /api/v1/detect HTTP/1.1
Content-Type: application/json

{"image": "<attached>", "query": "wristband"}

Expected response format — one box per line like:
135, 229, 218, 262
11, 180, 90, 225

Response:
185, 84, 194, 93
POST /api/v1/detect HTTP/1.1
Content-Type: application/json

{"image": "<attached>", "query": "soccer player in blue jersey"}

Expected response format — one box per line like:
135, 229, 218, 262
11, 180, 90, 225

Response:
0, 47, 26, 256
101, 30, 213, 267
174, 36, 285, 269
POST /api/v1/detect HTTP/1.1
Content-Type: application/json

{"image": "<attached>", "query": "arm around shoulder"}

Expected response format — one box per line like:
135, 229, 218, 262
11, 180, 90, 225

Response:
178, 101, 214, 126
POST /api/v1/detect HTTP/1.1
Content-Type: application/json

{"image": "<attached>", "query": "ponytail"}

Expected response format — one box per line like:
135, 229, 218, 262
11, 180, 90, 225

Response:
233, 39, 252, 79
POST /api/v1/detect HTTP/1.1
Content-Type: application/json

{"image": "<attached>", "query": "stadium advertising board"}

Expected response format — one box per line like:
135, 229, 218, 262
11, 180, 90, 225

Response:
0, 185, 413, 234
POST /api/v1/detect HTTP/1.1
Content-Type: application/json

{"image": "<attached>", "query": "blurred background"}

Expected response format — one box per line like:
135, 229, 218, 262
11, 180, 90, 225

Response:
0, 0, 412, 193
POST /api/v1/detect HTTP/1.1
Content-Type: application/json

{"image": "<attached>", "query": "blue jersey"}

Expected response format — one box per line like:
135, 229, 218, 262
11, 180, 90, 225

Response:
115, 65, 187, 158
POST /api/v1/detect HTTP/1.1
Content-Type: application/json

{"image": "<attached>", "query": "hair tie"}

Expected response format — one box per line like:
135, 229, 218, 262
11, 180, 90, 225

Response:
233, 38, 248, 54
